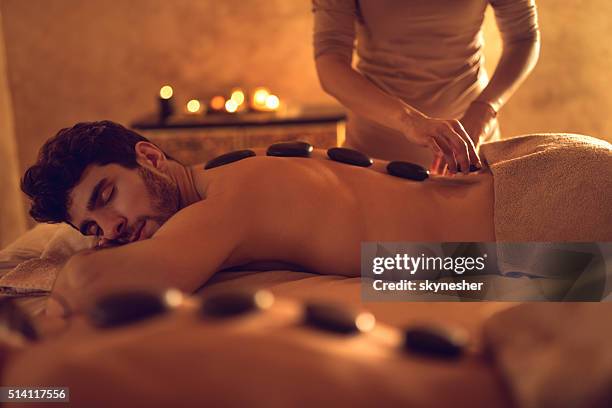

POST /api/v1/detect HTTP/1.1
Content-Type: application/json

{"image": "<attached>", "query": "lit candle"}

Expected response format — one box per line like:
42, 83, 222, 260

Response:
251, 87, 270, 110
209, 95, 226, 112
230, 88, 246, 106
225, 99, 239, 113
264, 94, 280, 111
158, 85, 174, 121
186, 99, 202, 114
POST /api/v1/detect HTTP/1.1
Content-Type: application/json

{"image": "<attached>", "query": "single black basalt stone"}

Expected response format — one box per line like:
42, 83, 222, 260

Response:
0, 298, 39, 341
456, 164, 482, 173
327, 147, 374, 167
303, 302, 362, 335
403, 326, 468, 359
386, 161, 429, 181
200, 289, 274, 318
89, 291, 171, 329
266, 141, 313, 158
205, 149, 256, 169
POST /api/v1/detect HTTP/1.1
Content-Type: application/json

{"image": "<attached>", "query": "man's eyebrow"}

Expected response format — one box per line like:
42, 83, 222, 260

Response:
87, 178, 107, 212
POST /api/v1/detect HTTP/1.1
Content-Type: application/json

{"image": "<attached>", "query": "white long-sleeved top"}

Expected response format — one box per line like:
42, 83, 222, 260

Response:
313, 0, 539, 163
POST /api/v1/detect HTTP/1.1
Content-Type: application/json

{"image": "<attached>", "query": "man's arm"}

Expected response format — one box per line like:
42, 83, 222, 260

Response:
48, 199, 248, 316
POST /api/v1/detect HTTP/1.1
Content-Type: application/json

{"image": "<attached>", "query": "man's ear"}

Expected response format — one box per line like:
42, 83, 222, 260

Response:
134, 142, 167, 170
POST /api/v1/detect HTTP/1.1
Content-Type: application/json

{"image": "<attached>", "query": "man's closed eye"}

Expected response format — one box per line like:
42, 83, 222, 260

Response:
102, 186, 116, 205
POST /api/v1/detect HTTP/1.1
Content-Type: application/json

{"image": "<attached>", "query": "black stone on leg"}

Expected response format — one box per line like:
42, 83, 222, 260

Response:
303, 302, 361, 335
403, 326, 468, 359
327, 147, 373, 167
205, 149, 256, 169
386, 161, 429, 181
266, 141, 313, 158
88, 291, 171, 329
200, 290, 274, 318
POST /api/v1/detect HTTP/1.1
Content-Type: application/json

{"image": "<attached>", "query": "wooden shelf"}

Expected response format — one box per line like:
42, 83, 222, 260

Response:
131, 105, 346, 165
131, 105, 346, 130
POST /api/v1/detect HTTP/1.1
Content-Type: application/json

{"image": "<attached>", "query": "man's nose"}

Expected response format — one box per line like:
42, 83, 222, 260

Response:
99, 215, 127, 240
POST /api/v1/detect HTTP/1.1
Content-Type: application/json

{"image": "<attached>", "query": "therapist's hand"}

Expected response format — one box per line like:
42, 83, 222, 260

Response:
460, 101, 497, 148
401, 112, 481, 174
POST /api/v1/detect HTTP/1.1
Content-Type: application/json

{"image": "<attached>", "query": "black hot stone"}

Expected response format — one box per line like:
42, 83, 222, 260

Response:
327, 147, 374, 167
386, 161, 429, 181
456, 164, 481, 173
266, 141, 313, 158
403, 326, 468, 359
200, 290, 273, 318
205, 149, 256, 169
303, 302, 360, 335
89, 291, 170, 329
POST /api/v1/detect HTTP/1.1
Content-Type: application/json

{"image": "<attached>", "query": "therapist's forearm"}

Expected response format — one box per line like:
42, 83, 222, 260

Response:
315, 54, 426, 133
476, 38, 541, 112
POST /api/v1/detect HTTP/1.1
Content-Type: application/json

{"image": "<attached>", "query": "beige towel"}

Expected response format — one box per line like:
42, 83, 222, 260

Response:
480, 133, 612, 241
0, 224, 93, 295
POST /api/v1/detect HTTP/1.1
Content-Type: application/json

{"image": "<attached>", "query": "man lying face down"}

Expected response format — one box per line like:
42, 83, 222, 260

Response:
23, 121, 492, 315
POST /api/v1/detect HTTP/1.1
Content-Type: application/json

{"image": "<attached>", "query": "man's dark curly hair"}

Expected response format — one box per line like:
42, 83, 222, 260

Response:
21, 120, 169, 224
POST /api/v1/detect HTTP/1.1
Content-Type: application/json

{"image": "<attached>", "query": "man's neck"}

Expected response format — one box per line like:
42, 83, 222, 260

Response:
166, 161, 203, 209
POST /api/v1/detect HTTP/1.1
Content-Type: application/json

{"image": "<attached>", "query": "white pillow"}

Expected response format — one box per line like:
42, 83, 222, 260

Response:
0, 224, 62, 272
0, 223, 94, 294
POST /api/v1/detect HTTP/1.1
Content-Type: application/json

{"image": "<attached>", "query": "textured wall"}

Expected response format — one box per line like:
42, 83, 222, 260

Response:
1, 0, 334, 177
0, 0, 611, 238
494, 0, 612, 139
0, 6, 26, 247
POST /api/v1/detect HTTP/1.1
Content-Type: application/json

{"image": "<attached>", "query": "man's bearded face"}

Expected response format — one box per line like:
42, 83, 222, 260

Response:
68, 163, 180, 247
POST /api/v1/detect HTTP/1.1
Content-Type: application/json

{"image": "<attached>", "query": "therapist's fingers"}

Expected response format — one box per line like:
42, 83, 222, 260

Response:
436, 129, 466, 174
450, 120, 482, 169
442, 123, 471, 174
429, 153, 445, 175
431, 133, 458, 174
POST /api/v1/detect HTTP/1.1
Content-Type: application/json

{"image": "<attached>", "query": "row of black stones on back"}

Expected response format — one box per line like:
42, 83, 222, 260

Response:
203, 142, 436, 181
88, 289, 467, 359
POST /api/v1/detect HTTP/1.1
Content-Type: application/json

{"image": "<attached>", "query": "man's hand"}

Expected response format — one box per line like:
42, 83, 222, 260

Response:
460, 101, 497, 149
46, 252, 98, 317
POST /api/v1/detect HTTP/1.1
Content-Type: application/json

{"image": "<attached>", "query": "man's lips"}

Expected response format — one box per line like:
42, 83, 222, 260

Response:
131, 221, 146, 243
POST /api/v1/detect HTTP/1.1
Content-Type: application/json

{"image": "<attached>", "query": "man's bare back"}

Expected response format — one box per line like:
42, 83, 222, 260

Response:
157, 148, 495, 278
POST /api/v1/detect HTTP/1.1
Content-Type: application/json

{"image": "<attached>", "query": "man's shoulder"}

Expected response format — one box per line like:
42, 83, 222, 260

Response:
156, 195, 250, 238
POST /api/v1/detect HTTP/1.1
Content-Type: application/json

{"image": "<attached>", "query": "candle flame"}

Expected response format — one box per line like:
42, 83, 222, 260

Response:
231, 89, 245, 106
186, 99, 201, 113
264, 94, 280, 110
210, 95, 225, 110
253, 87, 270, 106
159, 85, 173, 99
225, 99, 238, 113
